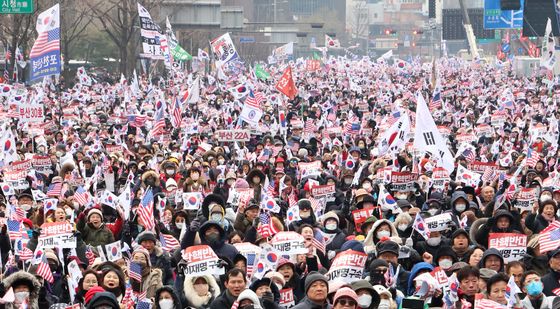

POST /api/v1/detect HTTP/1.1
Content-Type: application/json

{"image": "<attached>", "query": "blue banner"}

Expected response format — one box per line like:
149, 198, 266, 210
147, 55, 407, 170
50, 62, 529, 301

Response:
483, 0, 524, 29
30, 50, 61, 81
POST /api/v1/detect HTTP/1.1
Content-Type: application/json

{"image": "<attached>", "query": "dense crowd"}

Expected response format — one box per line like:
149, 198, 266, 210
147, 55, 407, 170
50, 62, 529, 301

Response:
0, 55, 559, 309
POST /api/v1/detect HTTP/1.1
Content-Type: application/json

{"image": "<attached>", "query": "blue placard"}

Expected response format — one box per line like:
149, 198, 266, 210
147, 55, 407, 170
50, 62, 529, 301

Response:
483, 0, 524, 29
30, 50, 61, 81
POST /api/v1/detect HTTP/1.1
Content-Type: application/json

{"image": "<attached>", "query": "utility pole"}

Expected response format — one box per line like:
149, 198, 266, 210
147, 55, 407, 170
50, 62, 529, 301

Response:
458, 0, 480, 59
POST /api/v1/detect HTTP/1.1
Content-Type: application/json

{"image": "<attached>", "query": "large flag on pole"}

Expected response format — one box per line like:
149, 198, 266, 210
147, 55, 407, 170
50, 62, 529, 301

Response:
30, 4, 61, 81
275, 66, 297, 100
413, 92, 455, 173
540, 18, 556, 70
138, 3, 163, 60
166, 17, 192, 61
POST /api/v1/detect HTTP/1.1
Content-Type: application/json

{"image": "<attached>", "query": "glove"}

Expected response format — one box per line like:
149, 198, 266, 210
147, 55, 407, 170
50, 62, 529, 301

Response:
189, 220, 201, 232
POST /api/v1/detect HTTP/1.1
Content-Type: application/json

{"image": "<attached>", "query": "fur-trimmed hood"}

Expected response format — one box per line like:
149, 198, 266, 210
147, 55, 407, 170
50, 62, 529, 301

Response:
183, 275, 221, 308
363, 219, 401, 253
2, 271, 41, 309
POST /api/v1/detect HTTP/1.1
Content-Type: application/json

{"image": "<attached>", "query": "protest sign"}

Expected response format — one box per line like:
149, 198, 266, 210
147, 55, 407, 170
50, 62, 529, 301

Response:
38, 222, 76, 249
298, 161, 322, 179
270, 232, 307, 255
352, 207, 376, 233
181, 245, 225, 277
431, 167, 450, 190
4, 169, 29, 190
32, 155, 53, 175
215, 130, 250, 142
17, 103, 45, 123
424, 213, 452, 232
430, 266, 449, 290
488, 233, 527, 263
390, 171, 417, 192
311, 184, 336, 197
515, 188, 537, 212
326, 250, 368, 283
279, 288, 295, 308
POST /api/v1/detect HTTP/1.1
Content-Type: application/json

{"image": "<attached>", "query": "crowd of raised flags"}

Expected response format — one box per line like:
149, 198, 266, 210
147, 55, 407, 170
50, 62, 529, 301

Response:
2, 3, 560, 309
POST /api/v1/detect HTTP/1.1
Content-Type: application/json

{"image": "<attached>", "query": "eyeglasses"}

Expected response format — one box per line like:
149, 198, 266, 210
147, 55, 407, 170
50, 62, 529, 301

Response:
337, 299, 357, 306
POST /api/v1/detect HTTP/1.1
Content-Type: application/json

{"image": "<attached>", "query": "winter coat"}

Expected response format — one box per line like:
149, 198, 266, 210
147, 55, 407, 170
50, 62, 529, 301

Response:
183, 275, 220, 309
209, 289, 237, 309
324, 228, 347, 255
195, 221, 239, 262
523, 253, 550, 277
520, 294, 558, 309
363, 219, 401, 254
542, 269, 560, 297
234, 212, 253, 235
142, 268, 163, 299
525, 213, 552, 234
407, 263, 434, 296
77, 219, 115, 247
154, 286, 182, 309
150, 246, 174, 286
1, 271, 42, 309
291, 297, 330, 309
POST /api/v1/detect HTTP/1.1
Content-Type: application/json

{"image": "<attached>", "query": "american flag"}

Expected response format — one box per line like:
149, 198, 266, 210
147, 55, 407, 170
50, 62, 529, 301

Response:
257, 212, 279, 238
474, 298, 505, 309
47, 182, 62, 197
288, 191, 298, 208
312, 229, 326, 254
29, 28, 60, 58
15, 239, 33, 261
159, 233, 180, 252
9, 204, 25, 221
85, 246, 96, 266
429, 85, 442, 110
7, 220, 21, 241
539, 220, 560, 253
171, 97, 183, 129
136, 300, 152, 309
304, 118, 316, 136
387, 110, 401, 126
462, 148, 476, 163
149, 105, 166, 137
127, 115, 148, 128
138, 188, 155, 231
526, 148, 540, 168
481, 166, 495, 184
246, 253, 256, 277
245, 90, 265, 108
74, 186, 90, 206
129, 261, 143, 282
33, 250, 54, 283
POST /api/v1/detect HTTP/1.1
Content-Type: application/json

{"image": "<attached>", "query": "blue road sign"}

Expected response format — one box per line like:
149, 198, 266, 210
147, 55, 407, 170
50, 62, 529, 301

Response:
483, 0, 524, 29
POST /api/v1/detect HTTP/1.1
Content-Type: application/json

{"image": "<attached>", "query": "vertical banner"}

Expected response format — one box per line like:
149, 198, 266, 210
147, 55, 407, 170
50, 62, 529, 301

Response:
138, 3, 163, 59
30, 4, 61, 81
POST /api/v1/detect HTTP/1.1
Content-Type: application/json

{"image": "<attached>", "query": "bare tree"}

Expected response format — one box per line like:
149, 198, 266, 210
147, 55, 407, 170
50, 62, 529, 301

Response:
88, 0, 163, 76
59, 0, 93, 78
0, 6, 39, 81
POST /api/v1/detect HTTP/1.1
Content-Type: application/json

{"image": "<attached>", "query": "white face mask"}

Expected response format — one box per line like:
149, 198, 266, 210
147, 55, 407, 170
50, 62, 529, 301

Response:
325, 222, 337, 231
211, 213, 223, 222
428, 209, 438, 216
455, 203, 466, 212
15, 291, 29, 302
377, 230, 391, 239
356, 294, 372, 307
166, 169, 175, 175
541, 195, 552, 202
378, 299, 391, 309
362, 183, 372, 190
218, 159, 225, 165
398, 224, 408, 231
176, 222, 184, 229
427, 236, 441, 246
158, 299, 174, 309
439, 258, 453, 270
395, 194, 407, 200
